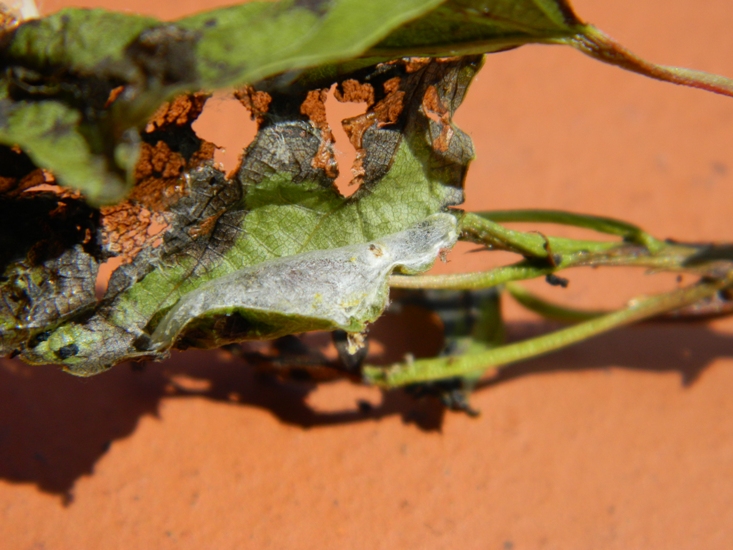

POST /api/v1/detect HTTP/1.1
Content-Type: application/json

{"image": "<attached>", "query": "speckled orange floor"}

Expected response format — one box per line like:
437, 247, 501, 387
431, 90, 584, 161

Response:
3, 1, 733, 548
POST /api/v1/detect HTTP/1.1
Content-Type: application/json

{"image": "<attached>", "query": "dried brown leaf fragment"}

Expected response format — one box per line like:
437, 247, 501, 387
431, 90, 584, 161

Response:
234, 86, 273, 124
300, 88, 338, 179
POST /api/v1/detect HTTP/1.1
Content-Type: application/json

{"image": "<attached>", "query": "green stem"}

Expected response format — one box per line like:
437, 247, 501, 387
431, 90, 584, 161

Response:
391, 261, 555, 289
389, 248, 695, 289
365, 278, 729, 388
460, 212, 620, 258
476, 209, 663, 251
569, 25, 733, 99
391, 219, 702, 290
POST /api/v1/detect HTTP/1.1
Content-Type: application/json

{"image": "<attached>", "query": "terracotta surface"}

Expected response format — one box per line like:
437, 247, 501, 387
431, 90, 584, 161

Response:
3, 1, 733, 548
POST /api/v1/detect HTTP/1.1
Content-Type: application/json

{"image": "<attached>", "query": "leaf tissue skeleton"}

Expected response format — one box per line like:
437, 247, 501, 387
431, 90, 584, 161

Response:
149, 213, 459, 352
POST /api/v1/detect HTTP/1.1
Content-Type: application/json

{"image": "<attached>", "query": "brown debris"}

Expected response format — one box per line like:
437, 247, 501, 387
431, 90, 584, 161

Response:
146, 92, 210, 132
102, 93, 216, 267
334, 80, 375, 106
0, 168, 50, 198
234, 86, 272, 124
300, 88, 338, 179
422, 84, 454, 152
100, 203, 166, 265
187, 213, 220, 239
131, 90, 216, 212
340, 77, 405, 187
130, 140, 187, 211
374, 77, 405, 127
104, 86, 125, 108
300, 88, 329, 126
404, 57, 432, 73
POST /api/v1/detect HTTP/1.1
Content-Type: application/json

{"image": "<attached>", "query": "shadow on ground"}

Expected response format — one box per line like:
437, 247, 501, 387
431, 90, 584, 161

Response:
1, 320, 732, 502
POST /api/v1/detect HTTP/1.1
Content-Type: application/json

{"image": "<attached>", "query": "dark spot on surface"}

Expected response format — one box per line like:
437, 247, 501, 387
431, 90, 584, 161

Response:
288, 368, 313, 382
405, 377, 479, 417
133, 334, 152, 351
33, 331, 51, 343
0, 145, 35, 181
357, 400, 373, 414
545, 274, 569, 288
203, 18, 217, 28
130, 361, 147, 373
126, 25, 199, 86
369, 244, 384, 257
712, 161, 728, 176
294, 0, 331, 16
56, 343, 79, 359
553, 0, 581, 25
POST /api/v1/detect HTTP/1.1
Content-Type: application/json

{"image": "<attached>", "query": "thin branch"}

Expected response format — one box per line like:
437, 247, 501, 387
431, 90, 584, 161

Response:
365, 276, 732, 388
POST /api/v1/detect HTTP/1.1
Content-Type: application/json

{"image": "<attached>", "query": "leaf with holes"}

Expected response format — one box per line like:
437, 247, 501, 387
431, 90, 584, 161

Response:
13, 57, 480, 374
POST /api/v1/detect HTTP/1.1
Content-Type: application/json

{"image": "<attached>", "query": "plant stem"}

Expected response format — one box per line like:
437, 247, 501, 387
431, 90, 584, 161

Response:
391, 213, 707, 290
365, 277, 730, 388
460, 212, 620, 257
476, 209, 663, 251
388, 248, 695, 289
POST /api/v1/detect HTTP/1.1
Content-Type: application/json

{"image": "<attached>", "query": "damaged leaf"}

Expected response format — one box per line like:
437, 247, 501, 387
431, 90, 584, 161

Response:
0, 0, 444, 203
3, 0, 731, 204
0, 100, 137, 204
2, 0, 733, 381
13, 57, 480, 374
148, 213, 458, 351
0, 191, 101, 355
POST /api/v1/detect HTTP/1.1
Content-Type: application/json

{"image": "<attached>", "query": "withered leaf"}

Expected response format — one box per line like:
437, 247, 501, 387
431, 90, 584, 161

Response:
13, 57, 481, 375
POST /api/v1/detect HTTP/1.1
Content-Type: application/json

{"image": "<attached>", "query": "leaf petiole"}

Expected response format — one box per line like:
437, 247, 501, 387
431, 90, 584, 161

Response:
365, 276, 732, 388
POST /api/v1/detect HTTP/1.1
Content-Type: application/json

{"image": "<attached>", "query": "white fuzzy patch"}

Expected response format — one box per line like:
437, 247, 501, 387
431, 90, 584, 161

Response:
149, 213, 458, 350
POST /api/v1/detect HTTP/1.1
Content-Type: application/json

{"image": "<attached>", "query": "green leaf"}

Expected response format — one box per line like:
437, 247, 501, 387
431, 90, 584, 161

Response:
2, 0, 732, 204
0, 100, 134, 203
2, 9, 158, 78
177, 0, 446, 87
0, 191, 101, 356
15, 56, 481, 375
368, 0, 581, 58
0, 1, 445, 203
3, 0, 733, 378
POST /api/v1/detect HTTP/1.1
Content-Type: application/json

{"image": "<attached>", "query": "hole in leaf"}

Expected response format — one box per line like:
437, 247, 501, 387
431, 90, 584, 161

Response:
192, 90, 257, 176
325, 84, 369, 198
95, 256, 124, 299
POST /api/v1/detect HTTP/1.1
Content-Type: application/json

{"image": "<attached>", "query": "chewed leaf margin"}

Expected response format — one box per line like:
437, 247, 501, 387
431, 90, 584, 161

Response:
6, 0, 730, 204
11, 56, 481, 375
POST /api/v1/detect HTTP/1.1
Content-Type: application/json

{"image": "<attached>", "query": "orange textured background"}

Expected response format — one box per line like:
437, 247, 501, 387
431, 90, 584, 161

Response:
2, 1, 733, 548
